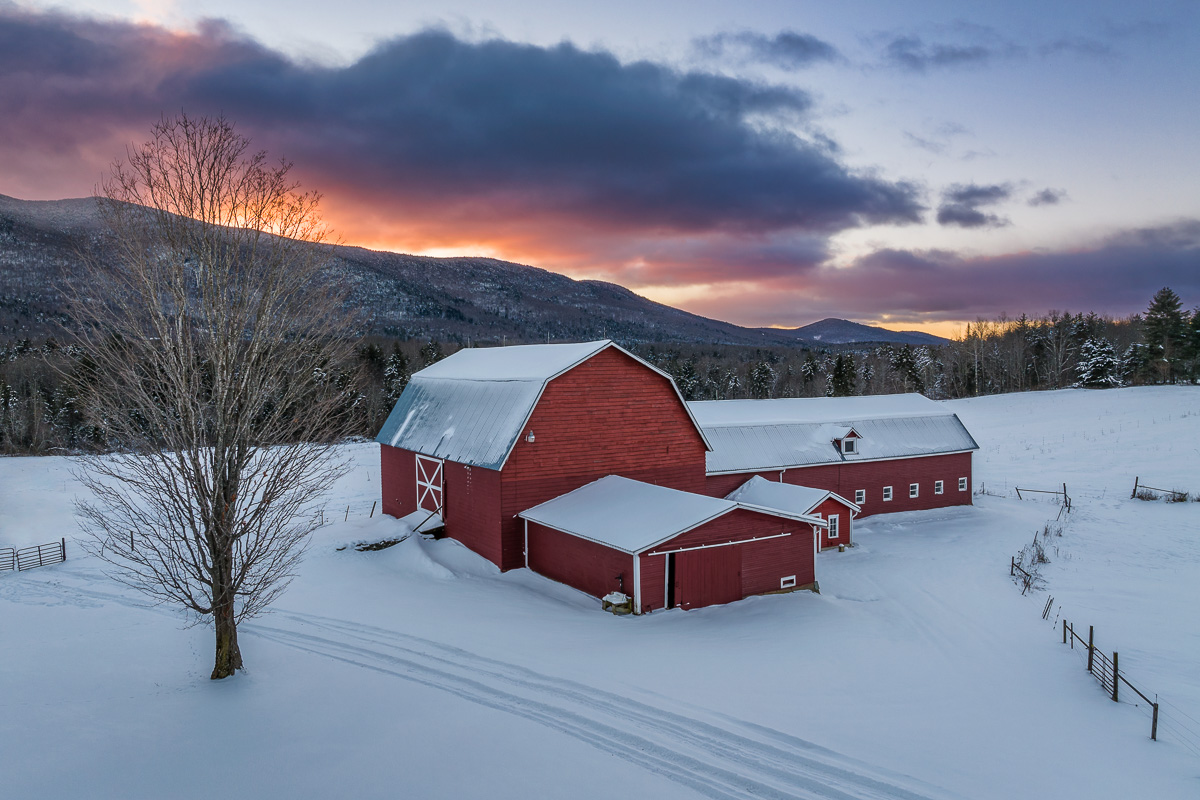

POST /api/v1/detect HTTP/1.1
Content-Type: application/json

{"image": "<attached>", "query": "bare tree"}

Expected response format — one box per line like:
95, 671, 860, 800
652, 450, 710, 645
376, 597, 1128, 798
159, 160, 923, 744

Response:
70, 114, 356, 679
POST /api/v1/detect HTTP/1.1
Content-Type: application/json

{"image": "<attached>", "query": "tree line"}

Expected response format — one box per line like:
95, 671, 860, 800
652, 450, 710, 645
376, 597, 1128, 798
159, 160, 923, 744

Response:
3, 288, 1195, 457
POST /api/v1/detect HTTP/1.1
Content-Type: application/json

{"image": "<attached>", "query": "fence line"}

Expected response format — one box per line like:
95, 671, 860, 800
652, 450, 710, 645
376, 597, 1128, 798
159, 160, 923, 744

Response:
0, 539, 67, 573
1062, 620, 1160, 741
1015, 483, 1072, 513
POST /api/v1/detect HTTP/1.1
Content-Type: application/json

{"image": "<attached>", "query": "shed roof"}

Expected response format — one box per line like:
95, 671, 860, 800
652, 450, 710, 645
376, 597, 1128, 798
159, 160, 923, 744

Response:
519, 475, 824, 554
689, 394, 978, 474
376, 340, 710, 470
726, 476, 859, 518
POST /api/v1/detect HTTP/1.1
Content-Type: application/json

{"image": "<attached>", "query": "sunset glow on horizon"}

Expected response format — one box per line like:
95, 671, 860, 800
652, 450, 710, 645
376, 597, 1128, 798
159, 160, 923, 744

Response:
2, 1, 1197, 333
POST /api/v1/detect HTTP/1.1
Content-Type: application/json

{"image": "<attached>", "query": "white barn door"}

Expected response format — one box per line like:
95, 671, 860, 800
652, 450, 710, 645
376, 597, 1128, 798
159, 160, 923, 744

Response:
415, 455, 444, 513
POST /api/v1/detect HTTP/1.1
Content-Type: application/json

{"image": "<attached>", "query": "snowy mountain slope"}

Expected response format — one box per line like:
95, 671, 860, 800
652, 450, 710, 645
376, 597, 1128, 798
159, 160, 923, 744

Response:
768, 318, 949, 346
2, 387, 1199, 799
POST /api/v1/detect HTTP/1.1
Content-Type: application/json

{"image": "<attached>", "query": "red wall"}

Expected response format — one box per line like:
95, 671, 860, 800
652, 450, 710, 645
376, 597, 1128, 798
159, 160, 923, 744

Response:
810, 496, 854, 550
704, 452, 973, 519
380, 444, 418, 519
638, 509, 814, 613
443, 461, 503, 566
526, 522, 635, 600
497, 348, 709, 571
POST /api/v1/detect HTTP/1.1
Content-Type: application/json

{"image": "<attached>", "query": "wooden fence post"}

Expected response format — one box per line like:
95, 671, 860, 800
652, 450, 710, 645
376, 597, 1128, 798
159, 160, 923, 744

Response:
1010, 556, 1015, 576
1131, 476, 1139, 499
1069, 622, 1074, 649
370, 501, 377, 519
60, 537, 66, 562
1062, 619, 1067, 644
1112, 652, 1119, 702
1087, 626, 1094, 672
1152, 702, 1159, 741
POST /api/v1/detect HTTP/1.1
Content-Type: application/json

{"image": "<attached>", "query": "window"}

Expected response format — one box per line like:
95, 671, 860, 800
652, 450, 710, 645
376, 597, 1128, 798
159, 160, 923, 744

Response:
841, 438, 857, 454
828, 514, 840, 539
909, 483, 919, 498
883, 486, 893, 501
855, 489, 865, 504
934, 480, 944, 495
959, 477, 968, 491
780, 575, 797, 589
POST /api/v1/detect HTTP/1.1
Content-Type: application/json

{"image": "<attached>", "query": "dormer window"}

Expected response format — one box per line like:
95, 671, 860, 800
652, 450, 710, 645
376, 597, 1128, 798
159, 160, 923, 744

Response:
841, 438, 857, 455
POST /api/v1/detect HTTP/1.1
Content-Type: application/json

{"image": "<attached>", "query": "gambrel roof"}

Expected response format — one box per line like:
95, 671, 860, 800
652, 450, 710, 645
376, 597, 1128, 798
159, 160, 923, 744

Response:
689, 394, 979, 475
375, 340, 710, 470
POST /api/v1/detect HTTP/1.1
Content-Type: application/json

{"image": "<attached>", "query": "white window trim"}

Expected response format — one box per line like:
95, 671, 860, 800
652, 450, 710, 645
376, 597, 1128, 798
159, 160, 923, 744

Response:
909, 483, 919, 499
780, 575, 797, 589
855, 489, 865, 504
883, 486, 893, 501
959, 477, 968, 491
934, 480, 944, 495
841, 438, 857, 454
828, 514, 840, 540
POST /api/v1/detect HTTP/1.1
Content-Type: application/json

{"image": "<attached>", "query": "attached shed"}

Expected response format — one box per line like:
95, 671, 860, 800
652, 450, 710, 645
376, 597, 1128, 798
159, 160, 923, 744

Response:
726, 476, 860, 550
691, 394, 979, 517
519, 476, 825, 613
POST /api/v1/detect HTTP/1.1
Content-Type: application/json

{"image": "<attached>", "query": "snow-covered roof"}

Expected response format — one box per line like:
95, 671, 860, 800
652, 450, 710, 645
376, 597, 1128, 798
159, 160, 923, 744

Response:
519, 476, 823, 554
689, 393, 946, 427
726, 476, 859, 518
690, 394, 979, 474
376, 340, 710, 470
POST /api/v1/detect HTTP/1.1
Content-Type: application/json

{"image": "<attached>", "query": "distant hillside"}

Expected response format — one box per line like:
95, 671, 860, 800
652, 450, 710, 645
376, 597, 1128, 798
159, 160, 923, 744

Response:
0, 194, 801, 347
770, 318, 948, 347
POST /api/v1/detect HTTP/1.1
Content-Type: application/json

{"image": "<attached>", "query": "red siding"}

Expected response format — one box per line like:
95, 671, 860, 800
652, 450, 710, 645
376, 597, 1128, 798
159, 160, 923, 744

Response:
639, 509, 815, 612
526, 522, 634, 600
497, 347, 709, 570
443, 461, 503, 566
704, 452, 973, 519
380, 444, 419, 519
809, 496, 855, 550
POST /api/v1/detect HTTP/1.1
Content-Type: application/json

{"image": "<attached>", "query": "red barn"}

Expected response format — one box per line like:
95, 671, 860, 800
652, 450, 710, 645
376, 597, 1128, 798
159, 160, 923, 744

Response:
519, 476, 824, 613
376, 341, 712, 573
690, 395, 978, 517
376, 340, 979, 612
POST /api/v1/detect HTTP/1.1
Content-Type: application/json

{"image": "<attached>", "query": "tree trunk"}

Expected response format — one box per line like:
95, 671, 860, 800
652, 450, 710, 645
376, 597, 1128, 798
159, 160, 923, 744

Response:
211, 550, 243, 680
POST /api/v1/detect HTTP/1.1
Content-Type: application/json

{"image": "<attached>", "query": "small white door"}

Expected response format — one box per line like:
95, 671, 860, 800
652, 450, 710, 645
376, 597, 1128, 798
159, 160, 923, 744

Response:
415, 455, 444, 513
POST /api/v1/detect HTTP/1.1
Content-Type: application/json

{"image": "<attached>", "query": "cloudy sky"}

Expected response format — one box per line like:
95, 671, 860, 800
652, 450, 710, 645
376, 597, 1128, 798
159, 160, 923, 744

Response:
2, 0, 1197, 336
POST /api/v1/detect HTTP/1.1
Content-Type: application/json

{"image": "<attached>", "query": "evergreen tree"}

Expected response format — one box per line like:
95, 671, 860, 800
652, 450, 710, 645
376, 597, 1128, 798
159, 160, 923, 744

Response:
747, 361, 775, 399
383, 344, 411, 402
1143, 287, 1187, 383
420, 340, 445, 367
1075, 338, 1122, 388
827, 353, 857, 397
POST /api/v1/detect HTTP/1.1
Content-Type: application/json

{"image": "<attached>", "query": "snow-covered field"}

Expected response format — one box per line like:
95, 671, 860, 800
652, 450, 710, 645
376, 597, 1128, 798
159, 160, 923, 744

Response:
2, 387, 1198, 799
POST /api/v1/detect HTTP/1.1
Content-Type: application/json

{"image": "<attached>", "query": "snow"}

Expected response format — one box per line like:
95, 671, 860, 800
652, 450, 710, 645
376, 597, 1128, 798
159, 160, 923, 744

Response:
727, 475, 857, 516
519, 475, 736, 552
688, 393, 947, 427
415, 340, 609, 382
3, 386, 1200, 799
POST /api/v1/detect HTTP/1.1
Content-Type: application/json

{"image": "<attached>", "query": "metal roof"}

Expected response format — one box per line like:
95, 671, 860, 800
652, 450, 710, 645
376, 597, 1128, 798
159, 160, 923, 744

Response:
519, 476, 823, 554
689, 393, 947, 427
726, 476, 859, 517
696, 405, 979, 474
375, 340, 711, 470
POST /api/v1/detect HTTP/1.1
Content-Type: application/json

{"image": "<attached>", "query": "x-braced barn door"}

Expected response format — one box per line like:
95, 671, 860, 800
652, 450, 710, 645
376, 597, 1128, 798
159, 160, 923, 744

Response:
415, 455, 444, 513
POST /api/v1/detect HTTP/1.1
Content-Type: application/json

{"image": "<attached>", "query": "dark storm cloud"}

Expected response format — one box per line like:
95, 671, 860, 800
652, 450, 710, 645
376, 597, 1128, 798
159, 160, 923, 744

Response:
693, 31, 841, 70
1028, 188, 1067, 207
0, 8, 922, 236
679, 221, 1200, 327
936, 183, 1012, 228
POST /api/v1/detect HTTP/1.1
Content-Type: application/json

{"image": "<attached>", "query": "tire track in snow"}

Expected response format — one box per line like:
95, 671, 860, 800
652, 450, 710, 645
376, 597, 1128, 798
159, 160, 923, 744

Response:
249, 610, 956, 800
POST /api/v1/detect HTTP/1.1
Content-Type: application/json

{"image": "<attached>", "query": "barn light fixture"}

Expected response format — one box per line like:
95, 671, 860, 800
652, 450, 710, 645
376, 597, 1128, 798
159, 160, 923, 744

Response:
525, 431, 535, 443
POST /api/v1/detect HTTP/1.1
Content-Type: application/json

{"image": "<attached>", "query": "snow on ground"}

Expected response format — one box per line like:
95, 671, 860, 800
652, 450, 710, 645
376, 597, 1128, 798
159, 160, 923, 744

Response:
1, 386, 1199, 799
